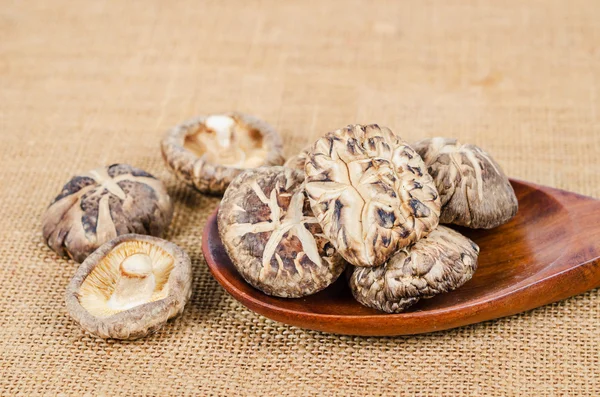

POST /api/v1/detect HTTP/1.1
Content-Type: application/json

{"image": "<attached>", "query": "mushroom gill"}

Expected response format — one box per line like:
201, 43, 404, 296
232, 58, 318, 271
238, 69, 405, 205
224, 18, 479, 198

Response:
78, 240, 174, 318
183, 114, 268, 168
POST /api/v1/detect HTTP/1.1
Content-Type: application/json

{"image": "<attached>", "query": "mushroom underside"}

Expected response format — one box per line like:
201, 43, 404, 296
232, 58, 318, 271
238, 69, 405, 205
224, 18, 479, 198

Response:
161, 113, 285, 195
66, 234, 192, 340
78, 240, 174, 318
183, 115, 269, 168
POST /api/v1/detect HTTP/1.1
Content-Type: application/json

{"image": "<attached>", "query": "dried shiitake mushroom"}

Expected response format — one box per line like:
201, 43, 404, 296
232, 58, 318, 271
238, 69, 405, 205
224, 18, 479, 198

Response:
305, 124, 441, 268
413, 138, 518, 229
161, 112, 285, 195
66, 234, 192, 340
349, 226, 479, 313
218, 166, 346, 298
42, 164, 173, 263
283, 145, 311, 172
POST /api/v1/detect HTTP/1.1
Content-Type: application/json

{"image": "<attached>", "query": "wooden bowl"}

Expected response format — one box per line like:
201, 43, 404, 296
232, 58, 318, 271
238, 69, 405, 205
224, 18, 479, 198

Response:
202, 180, 600, 336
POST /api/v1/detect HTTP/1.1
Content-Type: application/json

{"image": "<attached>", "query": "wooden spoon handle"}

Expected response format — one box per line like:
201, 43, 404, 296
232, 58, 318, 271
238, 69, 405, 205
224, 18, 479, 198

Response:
545, 185, 600, 296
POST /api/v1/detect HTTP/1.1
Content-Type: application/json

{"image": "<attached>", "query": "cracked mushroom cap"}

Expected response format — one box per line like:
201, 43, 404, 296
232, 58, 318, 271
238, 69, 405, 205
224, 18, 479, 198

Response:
413, 137, 518, 229
304, 124, 441, 268
218, 166, 346, 298
42, 164, 173, 263
283, 145, 311, 172
65, 234, 192, 340
161, 112, 285, 195
349, 226, 479, 313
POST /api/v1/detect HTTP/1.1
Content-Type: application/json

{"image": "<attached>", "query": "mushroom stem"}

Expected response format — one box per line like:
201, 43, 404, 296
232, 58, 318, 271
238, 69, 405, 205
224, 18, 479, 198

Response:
107, 253, 156, 311
205, 115, 235, 148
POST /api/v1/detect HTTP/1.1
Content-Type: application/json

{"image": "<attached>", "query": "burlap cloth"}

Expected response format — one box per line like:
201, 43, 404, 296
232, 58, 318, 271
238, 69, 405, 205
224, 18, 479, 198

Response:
1, 1, 599, 395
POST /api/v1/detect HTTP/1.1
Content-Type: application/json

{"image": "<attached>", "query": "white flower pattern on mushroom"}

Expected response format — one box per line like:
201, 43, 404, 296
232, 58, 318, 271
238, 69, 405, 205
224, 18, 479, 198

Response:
225, 179, 321, 272
218, 167, 346, 298
414, 137, 518, 229
42, 164, 173, 263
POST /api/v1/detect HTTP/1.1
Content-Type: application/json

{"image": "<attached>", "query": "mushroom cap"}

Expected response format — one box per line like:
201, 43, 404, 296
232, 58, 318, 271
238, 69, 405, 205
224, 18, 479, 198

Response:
161, 112, 285, 195
413, 137, 518, 229
283, 145, 311, 173
42, 164, 173, 263
65, 234, 192, 340
349, 226, 479, 313
304, 124, 441, 268
218, 166, 347, 298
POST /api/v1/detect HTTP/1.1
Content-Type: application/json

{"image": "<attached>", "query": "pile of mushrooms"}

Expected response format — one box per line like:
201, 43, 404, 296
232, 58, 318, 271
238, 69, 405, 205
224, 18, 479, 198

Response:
218, 123, 518, 313
42, 164, 193, 339
43, 112, 518, 340
43, 113, 286, 339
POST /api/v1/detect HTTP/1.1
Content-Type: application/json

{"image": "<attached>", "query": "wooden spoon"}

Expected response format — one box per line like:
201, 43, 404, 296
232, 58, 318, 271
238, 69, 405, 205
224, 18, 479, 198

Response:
202, 180, 600, 336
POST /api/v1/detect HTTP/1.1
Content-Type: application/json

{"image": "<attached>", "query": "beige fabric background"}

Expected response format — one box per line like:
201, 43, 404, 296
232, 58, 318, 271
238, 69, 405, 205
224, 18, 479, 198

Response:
1, 0, 599, 395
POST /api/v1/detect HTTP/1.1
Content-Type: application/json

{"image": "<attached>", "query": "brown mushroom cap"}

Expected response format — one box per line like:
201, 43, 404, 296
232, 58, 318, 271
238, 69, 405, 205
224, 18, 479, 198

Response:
349, 226, 479, 313
42, 164, 173, 263
218, 166, 346, 298
413, 137, 518, 229
304, 124, 441, 268
161, 112, 285, 195
283, 145, 311, 172
65, 234, 192, 340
